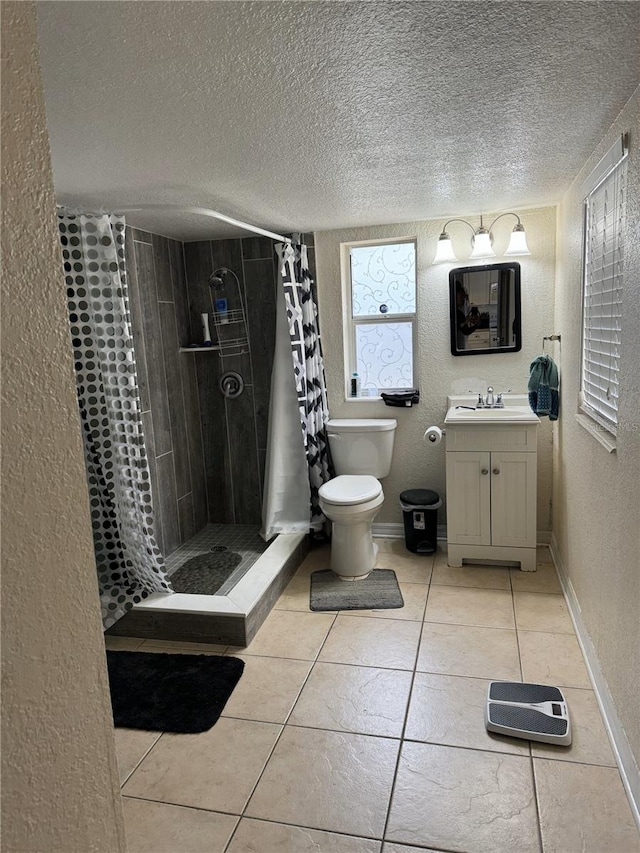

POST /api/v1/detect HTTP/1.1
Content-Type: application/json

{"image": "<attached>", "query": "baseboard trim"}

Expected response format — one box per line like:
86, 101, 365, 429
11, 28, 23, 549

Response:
372, 522, 448, 540
373, 524, 553, 547
372, 522, 404, 538
550, 533, 640, 831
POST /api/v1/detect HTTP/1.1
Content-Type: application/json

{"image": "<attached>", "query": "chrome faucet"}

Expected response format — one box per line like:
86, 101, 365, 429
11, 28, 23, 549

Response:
480, 387, 511, 408
470, 388, 509, 409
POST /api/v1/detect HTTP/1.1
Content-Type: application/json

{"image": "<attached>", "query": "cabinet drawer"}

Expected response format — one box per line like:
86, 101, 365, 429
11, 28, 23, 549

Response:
446, 424, 537, 452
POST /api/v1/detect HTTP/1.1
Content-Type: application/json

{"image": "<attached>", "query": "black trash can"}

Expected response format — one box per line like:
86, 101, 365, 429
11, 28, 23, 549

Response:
399, 489, 441, 555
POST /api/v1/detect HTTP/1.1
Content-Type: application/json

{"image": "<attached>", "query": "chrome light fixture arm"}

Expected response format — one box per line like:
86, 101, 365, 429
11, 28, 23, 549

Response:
486, 212, 523, 232
433, 218, 478, 263
488, 212, 530, 256
439, 218, 478, 240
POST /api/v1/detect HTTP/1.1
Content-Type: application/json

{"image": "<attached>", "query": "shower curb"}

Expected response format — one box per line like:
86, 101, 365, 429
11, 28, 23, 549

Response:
106, 532, 309, 647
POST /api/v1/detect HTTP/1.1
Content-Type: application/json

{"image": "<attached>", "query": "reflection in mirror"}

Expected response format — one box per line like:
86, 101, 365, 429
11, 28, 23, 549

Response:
450, 262, 522, 356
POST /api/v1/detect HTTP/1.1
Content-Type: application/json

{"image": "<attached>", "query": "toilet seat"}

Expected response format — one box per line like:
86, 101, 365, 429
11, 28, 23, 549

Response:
319, 475, 382, 506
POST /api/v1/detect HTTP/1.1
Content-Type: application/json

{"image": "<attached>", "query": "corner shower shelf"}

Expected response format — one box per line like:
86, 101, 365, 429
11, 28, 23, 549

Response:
179, 338, 250, 357
180, 346, 221, 353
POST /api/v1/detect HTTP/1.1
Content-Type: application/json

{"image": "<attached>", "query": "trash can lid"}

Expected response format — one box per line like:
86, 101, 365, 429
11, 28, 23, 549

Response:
399, 489, 440, 507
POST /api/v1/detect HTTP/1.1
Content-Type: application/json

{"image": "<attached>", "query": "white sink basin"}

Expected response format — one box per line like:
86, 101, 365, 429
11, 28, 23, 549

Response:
445, 405, 539, 424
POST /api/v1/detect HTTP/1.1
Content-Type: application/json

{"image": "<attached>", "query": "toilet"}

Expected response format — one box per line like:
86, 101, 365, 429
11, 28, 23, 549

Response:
319, 418, 397, 580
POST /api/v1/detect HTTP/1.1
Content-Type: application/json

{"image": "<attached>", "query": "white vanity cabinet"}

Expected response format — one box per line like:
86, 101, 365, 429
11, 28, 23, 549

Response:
445, 416, 538, 571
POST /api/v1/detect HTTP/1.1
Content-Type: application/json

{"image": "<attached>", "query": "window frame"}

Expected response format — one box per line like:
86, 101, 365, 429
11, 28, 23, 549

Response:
341, 236, 418, 399
579, 134, 628, 439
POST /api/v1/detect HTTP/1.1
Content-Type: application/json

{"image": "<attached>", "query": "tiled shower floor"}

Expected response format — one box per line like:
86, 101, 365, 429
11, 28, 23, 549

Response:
165, 524, 269, 597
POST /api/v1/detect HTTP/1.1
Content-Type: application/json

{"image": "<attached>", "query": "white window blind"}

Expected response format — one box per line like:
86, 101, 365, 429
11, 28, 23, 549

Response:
581, 146, 627, 434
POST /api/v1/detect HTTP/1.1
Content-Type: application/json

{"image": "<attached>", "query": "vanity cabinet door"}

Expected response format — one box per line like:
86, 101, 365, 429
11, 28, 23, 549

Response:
446, 451, 491, 545
490, 452, 537, 548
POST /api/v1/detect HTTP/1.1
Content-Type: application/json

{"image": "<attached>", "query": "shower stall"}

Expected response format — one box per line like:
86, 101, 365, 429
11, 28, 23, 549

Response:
105, 225, 314, 645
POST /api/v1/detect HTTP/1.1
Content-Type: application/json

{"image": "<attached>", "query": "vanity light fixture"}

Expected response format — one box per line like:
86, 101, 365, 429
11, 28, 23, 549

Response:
432, 212, 531, 264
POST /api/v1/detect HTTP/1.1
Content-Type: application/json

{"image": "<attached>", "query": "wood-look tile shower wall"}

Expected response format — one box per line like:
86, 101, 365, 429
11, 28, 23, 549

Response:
127, 227, 316, 550
183, 235, 280, 526
125, 227, 208, 557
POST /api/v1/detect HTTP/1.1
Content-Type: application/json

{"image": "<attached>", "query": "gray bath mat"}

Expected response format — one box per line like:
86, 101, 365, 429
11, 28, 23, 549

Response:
310, 569, 404, 612
169, 550, 242, 596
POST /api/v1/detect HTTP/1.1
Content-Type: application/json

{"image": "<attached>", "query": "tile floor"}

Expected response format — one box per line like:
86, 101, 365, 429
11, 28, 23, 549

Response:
108, 541, 640, 853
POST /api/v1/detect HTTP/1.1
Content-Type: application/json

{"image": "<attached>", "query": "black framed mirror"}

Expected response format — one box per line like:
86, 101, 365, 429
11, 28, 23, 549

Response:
449, 262, 522, 356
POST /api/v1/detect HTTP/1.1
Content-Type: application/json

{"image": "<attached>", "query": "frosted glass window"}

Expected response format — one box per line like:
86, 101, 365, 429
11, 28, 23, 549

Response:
355, 322, 414, 390
343, 238, 417, 397
350, 243, 416, 317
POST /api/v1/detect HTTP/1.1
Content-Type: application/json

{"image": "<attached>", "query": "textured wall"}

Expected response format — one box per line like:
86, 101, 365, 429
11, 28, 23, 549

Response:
126, 226, 208, 556
314, 208, 556, 530
554, 89, 640, 762
1, 4, 125, 851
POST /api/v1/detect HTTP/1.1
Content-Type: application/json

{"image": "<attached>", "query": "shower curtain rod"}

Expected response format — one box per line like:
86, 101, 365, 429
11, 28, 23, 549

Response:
58, 203, 290, 243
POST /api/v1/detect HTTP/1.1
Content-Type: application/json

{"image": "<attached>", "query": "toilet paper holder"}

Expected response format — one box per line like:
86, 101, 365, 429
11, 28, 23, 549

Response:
423, 425, 446, 444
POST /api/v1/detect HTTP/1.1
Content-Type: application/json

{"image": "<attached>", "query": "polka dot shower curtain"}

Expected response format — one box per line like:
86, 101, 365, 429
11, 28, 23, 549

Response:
59, 214, 172, 629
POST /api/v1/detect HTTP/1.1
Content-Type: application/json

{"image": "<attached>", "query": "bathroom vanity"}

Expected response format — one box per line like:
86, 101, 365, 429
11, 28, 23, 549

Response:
444, 396, 539, 571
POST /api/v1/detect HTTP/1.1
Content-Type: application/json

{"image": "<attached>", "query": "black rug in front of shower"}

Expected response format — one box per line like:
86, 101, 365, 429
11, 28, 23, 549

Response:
310, 569, 404, 611
169, 550, 243, 596
106, 651, 244, 733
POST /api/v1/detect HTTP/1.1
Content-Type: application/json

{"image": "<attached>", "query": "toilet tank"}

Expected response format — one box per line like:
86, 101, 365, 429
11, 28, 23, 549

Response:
326, 418, 397, 478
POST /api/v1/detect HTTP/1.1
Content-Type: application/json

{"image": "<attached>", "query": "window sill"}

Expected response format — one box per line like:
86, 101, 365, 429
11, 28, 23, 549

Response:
575, 413, 617, 453
344, 395, 382, 403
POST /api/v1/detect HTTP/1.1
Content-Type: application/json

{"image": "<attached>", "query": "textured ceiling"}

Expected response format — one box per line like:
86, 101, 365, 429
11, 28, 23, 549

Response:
37, 1, 640, 241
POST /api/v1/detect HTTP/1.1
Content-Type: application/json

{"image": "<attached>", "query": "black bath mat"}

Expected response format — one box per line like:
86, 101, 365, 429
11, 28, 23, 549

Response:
310, 569, 404, 612
106, 651, 244, 733
169, 550, 242, 596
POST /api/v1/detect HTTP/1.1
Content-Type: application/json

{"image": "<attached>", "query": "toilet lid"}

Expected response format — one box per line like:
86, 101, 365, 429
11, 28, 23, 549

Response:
319, 475, 382, 506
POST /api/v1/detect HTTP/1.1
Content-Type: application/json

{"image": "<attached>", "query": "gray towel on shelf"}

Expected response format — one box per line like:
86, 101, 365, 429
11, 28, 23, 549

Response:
528, 355, 559, 420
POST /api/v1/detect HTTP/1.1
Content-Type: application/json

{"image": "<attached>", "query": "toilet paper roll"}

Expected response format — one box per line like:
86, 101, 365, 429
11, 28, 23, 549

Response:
424, 425, 443, 444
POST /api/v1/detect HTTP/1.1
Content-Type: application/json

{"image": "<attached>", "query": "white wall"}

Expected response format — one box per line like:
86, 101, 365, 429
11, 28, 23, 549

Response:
1, 4, 126, 850
314, 206, 556, 531
554, 89, 640, 767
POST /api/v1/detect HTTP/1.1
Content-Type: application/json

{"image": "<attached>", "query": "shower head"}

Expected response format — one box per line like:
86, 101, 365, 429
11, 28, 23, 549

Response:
208, 271, 226, 290
208, 266, 241, 291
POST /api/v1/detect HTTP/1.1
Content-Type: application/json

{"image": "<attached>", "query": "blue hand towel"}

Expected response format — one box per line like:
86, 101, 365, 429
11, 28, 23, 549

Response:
528, 355, 559, 420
